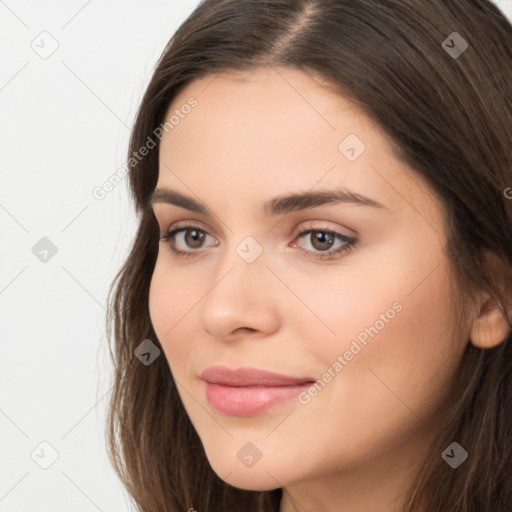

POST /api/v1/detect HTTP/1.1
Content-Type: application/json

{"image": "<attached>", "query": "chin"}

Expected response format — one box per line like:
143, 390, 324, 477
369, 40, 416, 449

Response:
204, 451, 287, 491
216, 471, 282, 492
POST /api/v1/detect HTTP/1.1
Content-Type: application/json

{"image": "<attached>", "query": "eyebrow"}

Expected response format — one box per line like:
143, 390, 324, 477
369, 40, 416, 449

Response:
147, 187, 388, 216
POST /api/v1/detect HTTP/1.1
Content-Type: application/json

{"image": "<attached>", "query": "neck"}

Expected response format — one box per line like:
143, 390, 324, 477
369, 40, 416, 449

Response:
279, 428, 434, 512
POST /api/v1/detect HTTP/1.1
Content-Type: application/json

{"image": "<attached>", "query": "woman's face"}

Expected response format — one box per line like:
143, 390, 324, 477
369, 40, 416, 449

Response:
148, 67, 468, 503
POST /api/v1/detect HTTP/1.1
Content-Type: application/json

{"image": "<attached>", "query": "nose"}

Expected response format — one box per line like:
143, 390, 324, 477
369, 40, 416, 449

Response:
199, 244, 281, 342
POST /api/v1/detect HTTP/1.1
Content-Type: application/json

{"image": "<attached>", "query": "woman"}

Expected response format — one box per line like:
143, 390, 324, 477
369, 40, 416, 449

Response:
105, 1, 512, 510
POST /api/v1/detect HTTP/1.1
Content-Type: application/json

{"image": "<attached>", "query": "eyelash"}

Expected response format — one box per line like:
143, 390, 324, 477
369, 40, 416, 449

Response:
158, 222, 357, 261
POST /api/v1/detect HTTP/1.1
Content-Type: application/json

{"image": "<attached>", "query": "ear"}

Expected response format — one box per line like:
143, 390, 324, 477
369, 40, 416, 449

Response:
468, 292, 511, 349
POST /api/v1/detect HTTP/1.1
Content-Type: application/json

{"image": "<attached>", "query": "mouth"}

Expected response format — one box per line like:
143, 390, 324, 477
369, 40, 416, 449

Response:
200, 365, 316, 416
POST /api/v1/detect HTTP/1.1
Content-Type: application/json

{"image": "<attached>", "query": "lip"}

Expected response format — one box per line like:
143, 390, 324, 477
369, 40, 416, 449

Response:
200, 365, 315, 416
200, 365, 315, 386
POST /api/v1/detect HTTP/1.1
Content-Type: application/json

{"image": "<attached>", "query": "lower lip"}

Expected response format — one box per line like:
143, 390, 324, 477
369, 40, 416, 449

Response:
204, 382, 312, 416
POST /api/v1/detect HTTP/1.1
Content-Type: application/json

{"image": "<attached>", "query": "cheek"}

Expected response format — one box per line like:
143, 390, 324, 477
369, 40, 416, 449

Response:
303, 243, 463, 411
148, 260, 195, 371
148, 262, 170, 337
149, 256, 198, 331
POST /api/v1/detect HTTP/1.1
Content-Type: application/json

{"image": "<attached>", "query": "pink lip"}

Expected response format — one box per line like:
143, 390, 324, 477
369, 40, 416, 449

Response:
200, 365, 315, 416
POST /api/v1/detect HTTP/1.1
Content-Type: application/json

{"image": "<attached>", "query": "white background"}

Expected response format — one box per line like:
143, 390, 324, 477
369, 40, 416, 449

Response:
1, 1, 511, 510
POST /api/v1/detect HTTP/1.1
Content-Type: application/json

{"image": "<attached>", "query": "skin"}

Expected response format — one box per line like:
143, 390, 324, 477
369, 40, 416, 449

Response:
148, 66, 509, 512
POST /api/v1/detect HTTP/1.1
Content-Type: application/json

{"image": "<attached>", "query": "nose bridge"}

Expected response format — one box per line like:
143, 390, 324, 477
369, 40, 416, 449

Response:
199, 232, 278, 337
206, 232, 268, 304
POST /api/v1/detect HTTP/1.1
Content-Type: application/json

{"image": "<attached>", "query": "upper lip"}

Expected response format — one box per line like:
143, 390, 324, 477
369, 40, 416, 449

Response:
200, 365, 315, 387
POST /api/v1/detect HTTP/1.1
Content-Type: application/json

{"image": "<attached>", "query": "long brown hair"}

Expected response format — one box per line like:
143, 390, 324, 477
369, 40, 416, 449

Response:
105, 1, 512, 510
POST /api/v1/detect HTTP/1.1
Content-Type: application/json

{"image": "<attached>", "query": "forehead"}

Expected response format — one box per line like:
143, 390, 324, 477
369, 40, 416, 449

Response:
156, 66, 437, 221
166, 66, 373, 138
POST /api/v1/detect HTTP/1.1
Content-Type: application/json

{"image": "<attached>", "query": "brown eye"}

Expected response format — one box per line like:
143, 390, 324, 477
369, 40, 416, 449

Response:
309, 231, 335, 251
159, 224, 218, 257
183, 229, 206, 249
292, 228, 357, 261
160, 223, 357, 262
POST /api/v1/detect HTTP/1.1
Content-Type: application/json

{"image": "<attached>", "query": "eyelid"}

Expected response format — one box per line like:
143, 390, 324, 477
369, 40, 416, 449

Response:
161, 219, 354, 242
289, 220, 355, 239
157, 215, 212, 232
162, 219, 214, 237
162, 219, 359, 238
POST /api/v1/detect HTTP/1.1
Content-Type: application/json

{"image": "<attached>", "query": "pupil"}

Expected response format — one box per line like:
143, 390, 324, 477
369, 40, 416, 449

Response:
313, 232, 333, 251
187, 230, 204, 247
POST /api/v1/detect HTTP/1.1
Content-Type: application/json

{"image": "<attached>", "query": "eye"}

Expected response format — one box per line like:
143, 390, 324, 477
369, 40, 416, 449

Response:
159, 222, 357, 261
159, 222, 217, 259
291, 227, 357, 261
